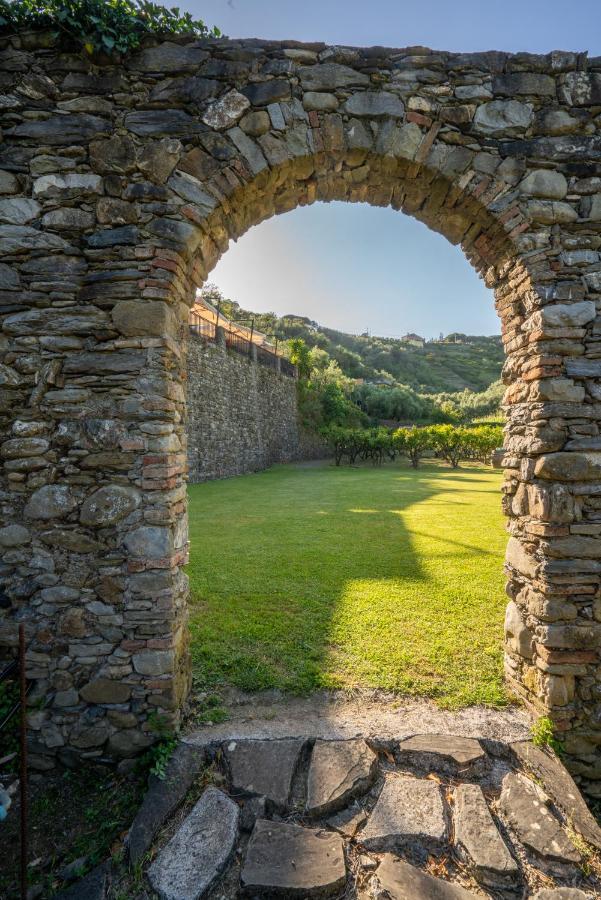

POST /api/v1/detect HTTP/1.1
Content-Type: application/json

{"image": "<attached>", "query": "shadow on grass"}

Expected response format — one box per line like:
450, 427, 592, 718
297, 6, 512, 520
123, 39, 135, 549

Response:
186, 460, 507, 707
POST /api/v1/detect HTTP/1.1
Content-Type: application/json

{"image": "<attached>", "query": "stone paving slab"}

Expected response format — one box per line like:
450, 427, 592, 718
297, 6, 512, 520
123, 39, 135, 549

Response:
453, 782, 519, 889
128, 743, 206, 865
511, 740, 601, 851
374, 854, 477, 899
499, 773, 581, 866
532, 888, 594, 900
360, 774, 447, 855
147, 786, 239, 900
532, 890, 594, 899
53, 860, 112, 900
224, 737, 303, 811
306, 738, 377, 816
397, 733, 488, 777
240, 819, 346, 897
326, 804, 368, 838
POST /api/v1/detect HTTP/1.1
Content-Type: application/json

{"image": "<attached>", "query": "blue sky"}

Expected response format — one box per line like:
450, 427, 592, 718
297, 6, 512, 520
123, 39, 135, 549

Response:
195, 1, 601, 338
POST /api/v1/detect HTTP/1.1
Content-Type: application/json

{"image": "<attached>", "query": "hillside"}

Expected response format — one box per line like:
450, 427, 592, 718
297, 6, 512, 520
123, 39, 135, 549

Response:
204, 289, 503, 395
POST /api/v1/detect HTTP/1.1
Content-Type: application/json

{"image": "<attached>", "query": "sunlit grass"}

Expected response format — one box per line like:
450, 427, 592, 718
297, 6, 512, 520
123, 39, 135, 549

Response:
187, 459, 508, 708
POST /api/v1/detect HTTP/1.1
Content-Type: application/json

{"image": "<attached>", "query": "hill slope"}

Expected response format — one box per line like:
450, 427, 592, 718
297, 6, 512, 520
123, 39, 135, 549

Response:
207, 291, 503, 394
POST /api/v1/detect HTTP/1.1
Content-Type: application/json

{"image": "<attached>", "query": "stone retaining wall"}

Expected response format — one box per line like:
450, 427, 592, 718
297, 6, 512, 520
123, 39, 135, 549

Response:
0, 31, 600, 785
186, 332, 326, 482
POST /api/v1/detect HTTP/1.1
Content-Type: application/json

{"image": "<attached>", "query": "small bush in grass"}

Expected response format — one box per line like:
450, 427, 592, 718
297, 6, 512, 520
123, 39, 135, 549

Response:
531, 715, 565, 756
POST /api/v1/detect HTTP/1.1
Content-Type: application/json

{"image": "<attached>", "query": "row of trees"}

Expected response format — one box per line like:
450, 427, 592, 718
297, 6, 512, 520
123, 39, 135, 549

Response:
322, 424, 504, 469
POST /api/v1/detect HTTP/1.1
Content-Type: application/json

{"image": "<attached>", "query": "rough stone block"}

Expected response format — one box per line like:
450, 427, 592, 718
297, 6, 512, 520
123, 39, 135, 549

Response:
361, 774, 447, 855
128, 742, 206, 865
374, 854, 476, 899
306, 738, 378, 816
224, 738, 303, 811
499, 773, 580, 865
241, 820, 346, 897
454, 783, 519, 889
147, 787, 238, 900
397, 734, 488, 777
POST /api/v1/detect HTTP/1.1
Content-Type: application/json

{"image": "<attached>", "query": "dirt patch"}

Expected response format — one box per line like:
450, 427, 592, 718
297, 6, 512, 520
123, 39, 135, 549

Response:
0, 765, 144, 899
184, 688, 532, 746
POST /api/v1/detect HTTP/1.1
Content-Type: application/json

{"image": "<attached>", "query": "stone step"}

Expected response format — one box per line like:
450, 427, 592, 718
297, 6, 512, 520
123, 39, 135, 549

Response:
532, 890, 594, 899
360, 773, 447, 856
240, 819, 347, 897
128, 742, 206, 865
510, 739, 601, 851
224, 737, 304, 811
397, 733, 488, 778
306, 737, 378, 816
453, 782, 519, 889
499, 772, 581, 867
374, 854, 478, 899
147, 786, 239, 900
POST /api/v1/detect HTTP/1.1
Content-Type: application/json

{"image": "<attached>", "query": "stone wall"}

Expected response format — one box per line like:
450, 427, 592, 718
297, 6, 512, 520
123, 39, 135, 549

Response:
186, 332, 325, 482
1, 31, 601, 785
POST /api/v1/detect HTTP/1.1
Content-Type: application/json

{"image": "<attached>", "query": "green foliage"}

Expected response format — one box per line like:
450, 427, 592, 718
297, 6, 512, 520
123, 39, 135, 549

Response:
137, 713, 177, 780
199, 286, 504, 397
394, 425, 435, 469
430, 380, 505, 423
0, 0, 220, 55
323, 423, 503, 470
193, 691, 228, 724
531, 716, 565, 756
354, 382, 444, 424
429, 424, 469, 468
287, 337, 312, 380
291, 337, 368, 430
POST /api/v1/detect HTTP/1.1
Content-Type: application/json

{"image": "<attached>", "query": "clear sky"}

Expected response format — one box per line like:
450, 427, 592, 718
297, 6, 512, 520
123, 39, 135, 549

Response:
194, 0, 601, 338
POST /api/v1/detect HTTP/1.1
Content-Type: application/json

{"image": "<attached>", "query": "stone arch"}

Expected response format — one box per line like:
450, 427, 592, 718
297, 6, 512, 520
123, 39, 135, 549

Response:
1, 35, 600, 786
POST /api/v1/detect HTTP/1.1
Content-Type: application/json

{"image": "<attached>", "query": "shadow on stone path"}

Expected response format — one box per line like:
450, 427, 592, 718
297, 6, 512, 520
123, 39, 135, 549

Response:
57, 727, 601, 900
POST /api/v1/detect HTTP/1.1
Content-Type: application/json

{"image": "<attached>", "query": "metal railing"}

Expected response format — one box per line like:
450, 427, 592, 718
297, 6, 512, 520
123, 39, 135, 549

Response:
188, 307, 297, 379
189, 308, 217, 341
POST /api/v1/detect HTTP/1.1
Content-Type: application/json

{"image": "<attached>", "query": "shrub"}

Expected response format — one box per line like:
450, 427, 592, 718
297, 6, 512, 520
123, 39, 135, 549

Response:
429, 424, 468, 468
393, 426, 434, 469
0, 0, 220, 55
322, 423, 504, 470
531, 715, 565, 756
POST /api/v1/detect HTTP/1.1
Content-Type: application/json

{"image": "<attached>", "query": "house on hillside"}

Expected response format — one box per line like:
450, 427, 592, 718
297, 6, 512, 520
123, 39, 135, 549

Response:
400, 333, 425, 348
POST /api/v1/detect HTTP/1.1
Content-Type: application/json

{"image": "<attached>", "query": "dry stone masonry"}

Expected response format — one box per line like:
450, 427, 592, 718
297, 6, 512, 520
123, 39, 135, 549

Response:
0, 31, 601, 780
186, 330, 324, 482
65, 732, 601, 898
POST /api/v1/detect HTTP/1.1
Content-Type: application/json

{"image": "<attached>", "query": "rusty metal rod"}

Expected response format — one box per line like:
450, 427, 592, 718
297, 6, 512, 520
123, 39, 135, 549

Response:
19, 623, 27, 900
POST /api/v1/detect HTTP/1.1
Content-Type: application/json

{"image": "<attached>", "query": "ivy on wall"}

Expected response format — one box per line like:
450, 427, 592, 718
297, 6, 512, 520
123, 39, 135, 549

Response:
0, 0, 220, 54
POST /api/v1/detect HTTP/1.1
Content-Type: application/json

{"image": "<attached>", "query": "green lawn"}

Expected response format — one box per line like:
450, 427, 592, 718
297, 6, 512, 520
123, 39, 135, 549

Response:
187, 460, 509, 708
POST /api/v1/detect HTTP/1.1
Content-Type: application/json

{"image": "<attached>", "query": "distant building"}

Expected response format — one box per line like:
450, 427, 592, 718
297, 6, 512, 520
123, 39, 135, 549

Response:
400, 333, 425, 348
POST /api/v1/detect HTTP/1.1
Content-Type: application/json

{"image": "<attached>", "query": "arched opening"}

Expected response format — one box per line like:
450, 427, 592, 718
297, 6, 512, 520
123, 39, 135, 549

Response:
173, 146, 546, 724
184, 196, 508, 710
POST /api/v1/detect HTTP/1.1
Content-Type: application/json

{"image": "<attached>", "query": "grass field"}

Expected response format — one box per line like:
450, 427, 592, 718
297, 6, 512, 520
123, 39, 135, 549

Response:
187, 460, 508, 709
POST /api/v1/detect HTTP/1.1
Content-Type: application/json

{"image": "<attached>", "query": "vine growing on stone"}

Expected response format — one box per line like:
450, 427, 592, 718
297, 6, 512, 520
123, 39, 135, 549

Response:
0, 0, 220, 55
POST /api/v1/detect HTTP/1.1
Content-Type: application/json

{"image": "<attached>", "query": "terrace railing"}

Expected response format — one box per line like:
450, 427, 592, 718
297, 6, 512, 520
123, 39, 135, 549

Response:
188, 307, 297, 379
